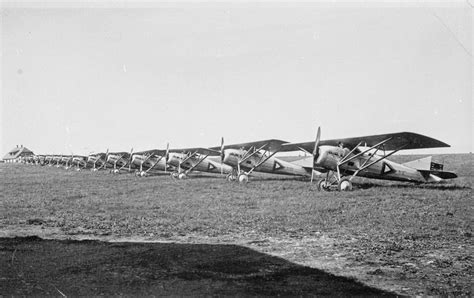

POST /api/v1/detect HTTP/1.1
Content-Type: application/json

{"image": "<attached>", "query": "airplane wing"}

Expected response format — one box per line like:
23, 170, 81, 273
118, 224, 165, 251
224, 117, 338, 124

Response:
108, 151, 130, 156
210, 139, 288, 152
280, 132, 450, 152
169, 147, 221, 156
134, 149, 167, 156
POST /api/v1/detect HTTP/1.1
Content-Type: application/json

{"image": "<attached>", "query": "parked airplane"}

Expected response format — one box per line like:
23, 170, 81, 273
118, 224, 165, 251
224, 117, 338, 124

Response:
278, 127, 457, 191
130, 147, 171, 177
105, 149, 134, 174
87, 152, 109, 171
70, 155, 88, 171
167, 147, 233, 179
211, 138, 314, 183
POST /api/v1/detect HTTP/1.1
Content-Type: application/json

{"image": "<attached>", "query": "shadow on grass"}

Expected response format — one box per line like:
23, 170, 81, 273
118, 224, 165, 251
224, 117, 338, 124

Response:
356, 182, 471, 191
1, 236, 395, 296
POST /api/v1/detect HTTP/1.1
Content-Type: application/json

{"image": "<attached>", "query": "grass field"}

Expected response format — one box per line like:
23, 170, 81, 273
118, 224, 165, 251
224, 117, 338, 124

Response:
1, 153, 472, 295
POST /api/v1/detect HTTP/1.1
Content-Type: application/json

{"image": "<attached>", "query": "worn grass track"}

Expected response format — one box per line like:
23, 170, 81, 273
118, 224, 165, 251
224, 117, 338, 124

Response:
1, 153, 472, 295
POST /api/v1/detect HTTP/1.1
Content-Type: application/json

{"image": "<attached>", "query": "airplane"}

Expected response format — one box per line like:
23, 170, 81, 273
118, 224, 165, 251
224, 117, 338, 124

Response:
52, 155, 64, 167
211, 138, 315, 183
87, 152, 109, 171
167, 146, 233, 179
277, 127, 457, 191
130, 147, 171, 177
105, 148, 134, 174
70, 155, 88, 171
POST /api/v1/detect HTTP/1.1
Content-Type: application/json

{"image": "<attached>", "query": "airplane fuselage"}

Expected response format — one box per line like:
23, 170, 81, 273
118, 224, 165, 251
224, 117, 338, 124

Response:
131, 154, 168, 172
168, 152, 233, 174
315, 145, 441, 183
223, 149, 311, 176
107, 154, 128, 167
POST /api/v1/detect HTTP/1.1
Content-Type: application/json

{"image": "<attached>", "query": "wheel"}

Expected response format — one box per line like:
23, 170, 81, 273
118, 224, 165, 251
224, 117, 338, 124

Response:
317, 179, 331, 191
178, 173, 187, 180
238, 174, 249, 183
226, 174, 236, 182
338, 178, 353, 191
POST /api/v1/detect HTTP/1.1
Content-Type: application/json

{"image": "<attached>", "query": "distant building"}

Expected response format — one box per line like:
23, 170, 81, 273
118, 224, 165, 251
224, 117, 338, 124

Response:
2, 145, 35, 162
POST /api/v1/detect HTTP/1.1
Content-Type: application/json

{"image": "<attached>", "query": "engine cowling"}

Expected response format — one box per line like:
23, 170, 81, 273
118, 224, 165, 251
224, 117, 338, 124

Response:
314, 146, 350, 171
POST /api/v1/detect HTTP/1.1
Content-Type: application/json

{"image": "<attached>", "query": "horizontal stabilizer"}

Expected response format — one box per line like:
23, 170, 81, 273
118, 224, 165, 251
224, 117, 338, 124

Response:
419, 170, 458, 180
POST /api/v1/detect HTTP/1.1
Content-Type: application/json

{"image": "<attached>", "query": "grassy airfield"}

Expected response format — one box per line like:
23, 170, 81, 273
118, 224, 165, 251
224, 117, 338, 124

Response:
1, 153, 472, 296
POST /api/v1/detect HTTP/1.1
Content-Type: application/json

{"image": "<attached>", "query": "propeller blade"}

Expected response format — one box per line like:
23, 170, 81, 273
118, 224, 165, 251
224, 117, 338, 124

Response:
220, 137, 224, 175
164, 143, 169, 173
129, 148, 133, 171
313, 126, 321, 156
310, 127, 321, 176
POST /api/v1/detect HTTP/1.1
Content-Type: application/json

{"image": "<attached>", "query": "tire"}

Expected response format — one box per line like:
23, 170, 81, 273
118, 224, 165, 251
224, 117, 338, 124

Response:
338, 177, 353, 191
317, 179, 330, 191
238, 174, 249, 183
226, 174, 236, 182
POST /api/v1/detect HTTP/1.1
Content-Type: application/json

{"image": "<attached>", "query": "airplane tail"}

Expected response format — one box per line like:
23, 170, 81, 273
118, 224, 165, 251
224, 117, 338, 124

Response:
403, 156, 457, 181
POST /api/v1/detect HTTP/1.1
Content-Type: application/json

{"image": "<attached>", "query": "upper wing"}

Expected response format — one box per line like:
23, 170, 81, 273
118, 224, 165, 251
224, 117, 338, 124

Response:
169, 147, 221, 156
280, 132, 450, 152
108, 151, 130, 156
210, 139, 288, 152
134, 149, 167, 156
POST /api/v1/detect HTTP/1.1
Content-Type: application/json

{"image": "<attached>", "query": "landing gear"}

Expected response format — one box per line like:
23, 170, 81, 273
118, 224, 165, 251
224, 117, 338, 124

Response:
226, 170, 249, 183
171, 172, 187, 180
317, 179, 331, 191
315, 172, 353, 192
226, 173, 237, 182
338, 177, 353, 191
238, 174, 249, 183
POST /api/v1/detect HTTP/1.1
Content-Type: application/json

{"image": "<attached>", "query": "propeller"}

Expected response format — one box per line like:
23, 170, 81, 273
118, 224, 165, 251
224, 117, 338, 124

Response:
128, 147, 134, 172
311, 126, 321, 183
220, 137, 225, 175
164, 143, 169, 173
103, 148, 109, 169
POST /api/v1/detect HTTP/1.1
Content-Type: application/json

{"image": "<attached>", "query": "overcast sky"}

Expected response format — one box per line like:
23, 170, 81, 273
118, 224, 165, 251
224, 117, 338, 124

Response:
1, 1, 472, 156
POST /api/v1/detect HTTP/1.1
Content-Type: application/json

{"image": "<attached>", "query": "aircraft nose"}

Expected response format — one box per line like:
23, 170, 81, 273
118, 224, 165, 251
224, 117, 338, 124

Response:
131, 155, 140, 164
222, 150, 231, 164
